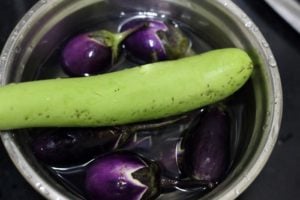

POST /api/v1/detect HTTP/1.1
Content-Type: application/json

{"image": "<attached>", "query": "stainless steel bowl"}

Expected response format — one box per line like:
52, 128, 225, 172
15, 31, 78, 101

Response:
0, 0, 282, 199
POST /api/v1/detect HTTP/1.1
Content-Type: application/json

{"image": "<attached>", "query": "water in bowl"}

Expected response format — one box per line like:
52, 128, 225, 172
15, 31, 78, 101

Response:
26, 12, 254, 200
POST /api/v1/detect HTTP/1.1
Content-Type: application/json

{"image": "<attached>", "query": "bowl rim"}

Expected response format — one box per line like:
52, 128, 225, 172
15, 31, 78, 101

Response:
0, 0, 283, 199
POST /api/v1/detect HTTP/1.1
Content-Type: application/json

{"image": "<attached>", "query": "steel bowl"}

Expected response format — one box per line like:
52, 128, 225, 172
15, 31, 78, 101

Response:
0, 0, 282, 199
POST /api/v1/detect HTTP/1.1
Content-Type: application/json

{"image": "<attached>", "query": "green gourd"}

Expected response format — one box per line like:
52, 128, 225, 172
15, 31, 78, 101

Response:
0, 48, 253, 130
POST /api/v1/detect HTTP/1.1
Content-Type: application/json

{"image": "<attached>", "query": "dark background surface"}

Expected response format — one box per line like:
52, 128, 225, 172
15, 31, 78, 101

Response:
0, 0, 299, 199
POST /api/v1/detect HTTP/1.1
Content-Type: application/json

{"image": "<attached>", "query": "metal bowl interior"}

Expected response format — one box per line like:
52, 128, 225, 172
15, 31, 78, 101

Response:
0, 0, 282, 199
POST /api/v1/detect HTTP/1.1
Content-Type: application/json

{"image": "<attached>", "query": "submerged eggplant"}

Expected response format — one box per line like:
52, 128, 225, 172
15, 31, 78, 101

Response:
31, 128, 127, 165
32, 115, 188, 166
183, 106, 230, 183
85, 152, 212, 200
120, 19, 190, 63
125, 135, 184, 179
124, 109, 204, 179
156, 138, 184, 178
85, 152, 160, 200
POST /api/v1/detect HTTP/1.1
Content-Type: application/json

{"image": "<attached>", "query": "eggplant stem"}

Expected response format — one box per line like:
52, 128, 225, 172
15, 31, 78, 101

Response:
89, 23, 147, 65
160, 177, 215, 192
108, 109, 204, 139
125, 114, 189, 132
112, 23, 148, 62
115, 23, 147, 44
103, 114, 187, 149
116, 108, 205, 133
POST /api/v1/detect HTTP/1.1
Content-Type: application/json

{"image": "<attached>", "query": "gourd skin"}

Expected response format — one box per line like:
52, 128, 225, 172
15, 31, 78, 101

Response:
0, 48, 253, 130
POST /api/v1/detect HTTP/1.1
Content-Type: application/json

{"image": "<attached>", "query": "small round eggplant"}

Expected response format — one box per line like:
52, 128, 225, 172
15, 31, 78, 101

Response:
31, 128, 128, 165
120, 19, 190, 63
85, 152, 160, 200
183, 106, 230, 183
62, 25, 143, 76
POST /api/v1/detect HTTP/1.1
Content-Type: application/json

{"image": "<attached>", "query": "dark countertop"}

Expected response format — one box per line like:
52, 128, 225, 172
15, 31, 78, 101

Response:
0, 0, 299, 199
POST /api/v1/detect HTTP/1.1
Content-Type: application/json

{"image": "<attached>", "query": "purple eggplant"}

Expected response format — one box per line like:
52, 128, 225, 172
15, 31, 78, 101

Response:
32, 115, 188, 166
85, 152, 212, 200
154, 109, 206, 179
124, 111, 204, 179
85, 152, 160, 200
61, 25, 144, 76
156, 138, 184, 178
120, 19, 190, 63
183, 106, 230, 183
31, 128, 128, 165
125, 136, 183, 179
